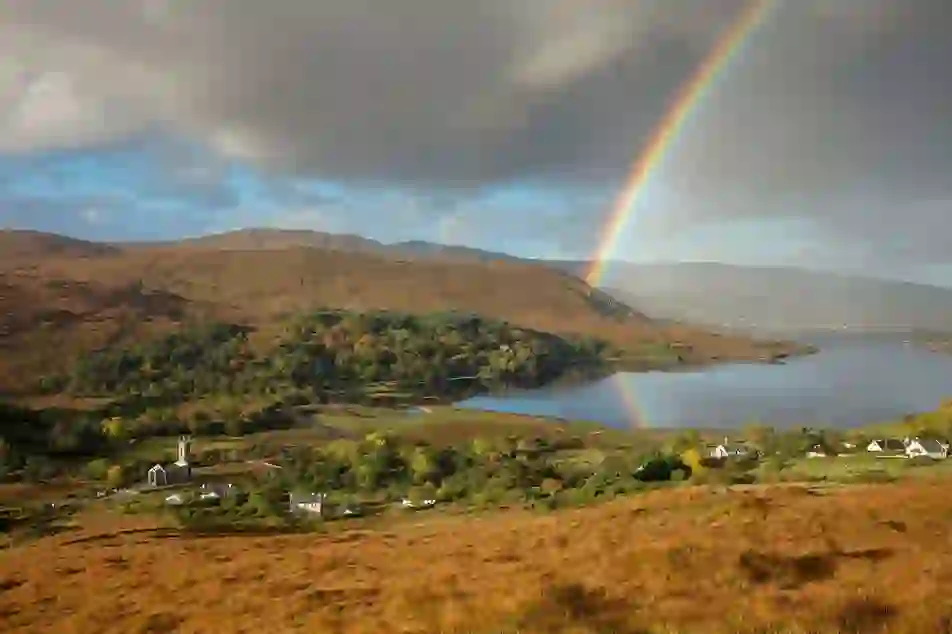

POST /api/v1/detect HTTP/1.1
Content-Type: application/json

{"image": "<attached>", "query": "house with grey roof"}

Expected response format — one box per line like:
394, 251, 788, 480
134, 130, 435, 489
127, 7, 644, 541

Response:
905, 438, 948, 460
866, 438, 907, 456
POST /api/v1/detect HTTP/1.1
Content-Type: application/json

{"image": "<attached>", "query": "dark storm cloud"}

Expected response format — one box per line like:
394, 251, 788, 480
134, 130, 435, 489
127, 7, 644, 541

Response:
0, 0, 951, 261
0, 0, 752, 185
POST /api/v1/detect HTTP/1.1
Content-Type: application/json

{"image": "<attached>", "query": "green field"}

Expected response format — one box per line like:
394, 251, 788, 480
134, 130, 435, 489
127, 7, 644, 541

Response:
774, 452, 952, 483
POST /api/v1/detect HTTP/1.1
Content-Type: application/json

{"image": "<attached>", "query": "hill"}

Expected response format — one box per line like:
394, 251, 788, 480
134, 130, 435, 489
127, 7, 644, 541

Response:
2, 479, 951, 633
0, 231, 795, 396
0, 229, 119, 266
131, 227, 524, 263
138, 231, 952, 336
548, 261, 952, 335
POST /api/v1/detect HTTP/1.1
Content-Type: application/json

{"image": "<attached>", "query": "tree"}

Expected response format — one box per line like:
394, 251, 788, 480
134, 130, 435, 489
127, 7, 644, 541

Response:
101, 417, 127, 442
680, 448, 707, 479
85, 458, 110, 481
470, 437, 493, 458
186, 411, 214, 436
355, 461, 382, 491
106, 464, 125, 488
671, 430, 701, 453
744, 424, 777, 454
224, 416, 245, 437
410, 446, 439, 485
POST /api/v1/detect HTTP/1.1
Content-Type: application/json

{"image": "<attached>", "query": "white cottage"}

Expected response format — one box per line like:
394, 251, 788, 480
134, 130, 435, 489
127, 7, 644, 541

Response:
905, 438, 948, 460
709, 443, 752, 459
289, 492, 325, 516
147, 464, 168, 487
866, 438, 907, 455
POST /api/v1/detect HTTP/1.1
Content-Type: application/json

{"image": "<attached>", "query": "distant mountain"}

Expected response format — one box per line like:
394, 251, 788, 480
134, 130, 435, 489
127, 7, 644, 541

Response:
12, 227, 949, 336
129, 228, 523, 263
580, 262, 952, 335
128, 228, 386, 254
0, 229, 119, 265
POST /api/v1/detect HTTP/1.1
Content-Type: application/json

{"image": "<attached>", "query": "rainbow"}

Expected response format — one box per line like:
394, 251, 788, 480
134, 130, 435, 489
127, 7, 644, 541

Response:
585, 0, 776, 286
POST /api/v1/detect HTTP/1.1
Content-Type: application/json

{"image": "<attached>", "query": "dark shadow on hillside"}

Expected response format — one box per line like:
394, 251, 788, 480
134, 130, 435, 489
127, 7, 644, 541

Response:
514, 582, 648, 633
739, 547, 894, 588
836, 596, 898, 634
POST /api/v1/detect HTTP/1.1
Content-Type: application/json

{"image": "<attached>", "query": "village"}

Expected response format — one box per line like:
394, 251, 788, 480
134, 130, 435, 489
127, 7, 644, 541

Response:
706, 433, 949, 461
130, 436, 437, 522
114, 428, 952, 526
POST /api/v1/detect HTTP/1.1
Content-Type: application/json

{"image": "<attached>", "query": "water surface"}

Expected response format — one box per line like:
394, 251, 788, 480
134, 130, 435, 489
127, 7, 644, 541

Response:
457, 337, 952, 429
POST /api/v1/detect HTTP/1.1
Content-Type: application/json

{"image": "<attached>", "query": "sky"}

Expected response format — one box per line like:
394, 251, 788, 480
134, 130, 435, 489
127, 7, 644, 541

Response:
1, 0, 951, 285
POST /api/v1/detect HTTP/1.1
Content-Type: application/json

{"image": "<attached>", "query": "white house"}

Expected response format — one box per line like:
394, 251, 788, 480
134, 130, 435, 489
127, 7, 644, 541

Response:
806, 444, 830, 459
199, 483, 234, 500
147, 464, 168, 487
289, 492, 325, 516
905, 438, 948, 460
866, 439, 906, 455
401, 498, 436, 510
709, 443, 752, 459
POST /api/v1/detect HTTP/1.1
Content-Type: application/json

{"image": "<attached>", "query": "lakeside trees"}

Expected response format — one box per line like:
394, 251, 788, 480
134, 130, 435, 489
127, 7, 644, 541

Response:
54, 310, 615, 404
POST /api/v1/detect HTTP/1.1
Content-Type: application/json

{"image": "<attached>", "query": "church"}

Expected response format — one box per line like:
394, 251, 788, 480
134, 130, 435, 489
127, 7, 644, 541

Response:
147, 435, 194, 487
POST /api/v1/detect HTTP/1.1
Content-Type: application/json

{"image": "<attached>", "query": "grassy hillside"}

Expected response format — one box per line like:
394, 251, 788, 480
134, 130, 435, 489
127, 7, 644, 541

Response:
0, 232, 797, 396
116, 231, 952, 336
2, 478, 951, 633
128, 229, 952, 335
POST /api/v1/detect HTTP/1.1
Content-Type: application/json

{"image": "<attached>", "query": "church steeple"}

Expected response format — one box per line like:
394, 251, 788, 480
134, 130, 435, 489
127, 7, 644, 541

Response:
175, 435, 192, 467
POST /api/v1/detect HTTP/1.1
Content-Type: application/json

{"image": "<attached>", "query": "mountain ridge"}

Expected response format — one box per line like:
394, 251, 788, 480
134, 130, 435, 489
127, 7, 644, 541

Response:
6, 227, 952, 335
0, 228, 797, 397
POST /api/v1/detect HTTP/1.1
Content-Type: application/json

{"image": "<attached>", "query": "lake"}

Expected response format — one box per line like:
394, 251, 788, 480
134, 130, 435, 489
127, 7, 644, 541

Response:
457, 337, 952, 429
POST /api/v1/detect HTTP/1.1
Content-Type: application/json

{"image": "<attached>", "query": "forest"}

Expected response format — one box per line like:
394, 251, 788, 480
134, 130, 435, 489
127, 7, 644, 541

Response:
51, 310, 616, 403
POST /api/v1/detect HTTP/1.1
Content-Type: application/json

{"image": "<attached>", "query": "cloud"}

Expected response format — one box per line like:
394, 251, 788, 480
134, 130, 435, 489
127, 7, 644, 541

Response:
0, 0, 950, 267
0, 0, 749, 186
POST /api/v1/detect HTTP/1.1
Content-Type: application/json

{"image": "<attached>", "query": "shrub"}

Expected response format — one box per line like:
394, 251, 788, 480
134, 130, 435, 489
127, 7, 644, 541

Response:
84, 458, 110, 481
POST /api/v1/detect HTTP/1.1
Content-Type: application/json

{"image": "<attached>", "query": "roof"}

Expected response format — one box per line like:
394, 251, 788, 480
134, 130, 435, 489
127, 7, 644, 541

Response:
911, 438, 945, 453
718, 443, 750, 453
871, 438, 905, 451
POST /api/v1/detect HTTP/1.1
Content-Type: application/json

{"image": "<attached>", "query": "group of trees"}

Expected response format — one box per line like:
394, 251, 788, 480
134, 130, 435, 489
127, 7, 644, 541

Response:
0, 402, 110, 480
51, 310, 616, 404
271, 432, 687, 509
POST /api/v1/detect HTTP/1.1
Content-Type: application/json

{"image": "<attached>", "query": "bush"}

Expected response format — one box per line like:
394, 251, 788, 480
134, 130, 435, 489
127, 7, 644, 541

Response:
106, 465, 125, 488
84, 458, 110, 481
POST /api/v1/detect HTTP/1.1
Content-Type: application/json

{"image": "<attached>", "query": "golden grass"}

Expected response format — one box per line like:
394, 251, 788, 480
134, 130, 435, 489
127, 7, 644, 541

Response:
3, 479, 951, 633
